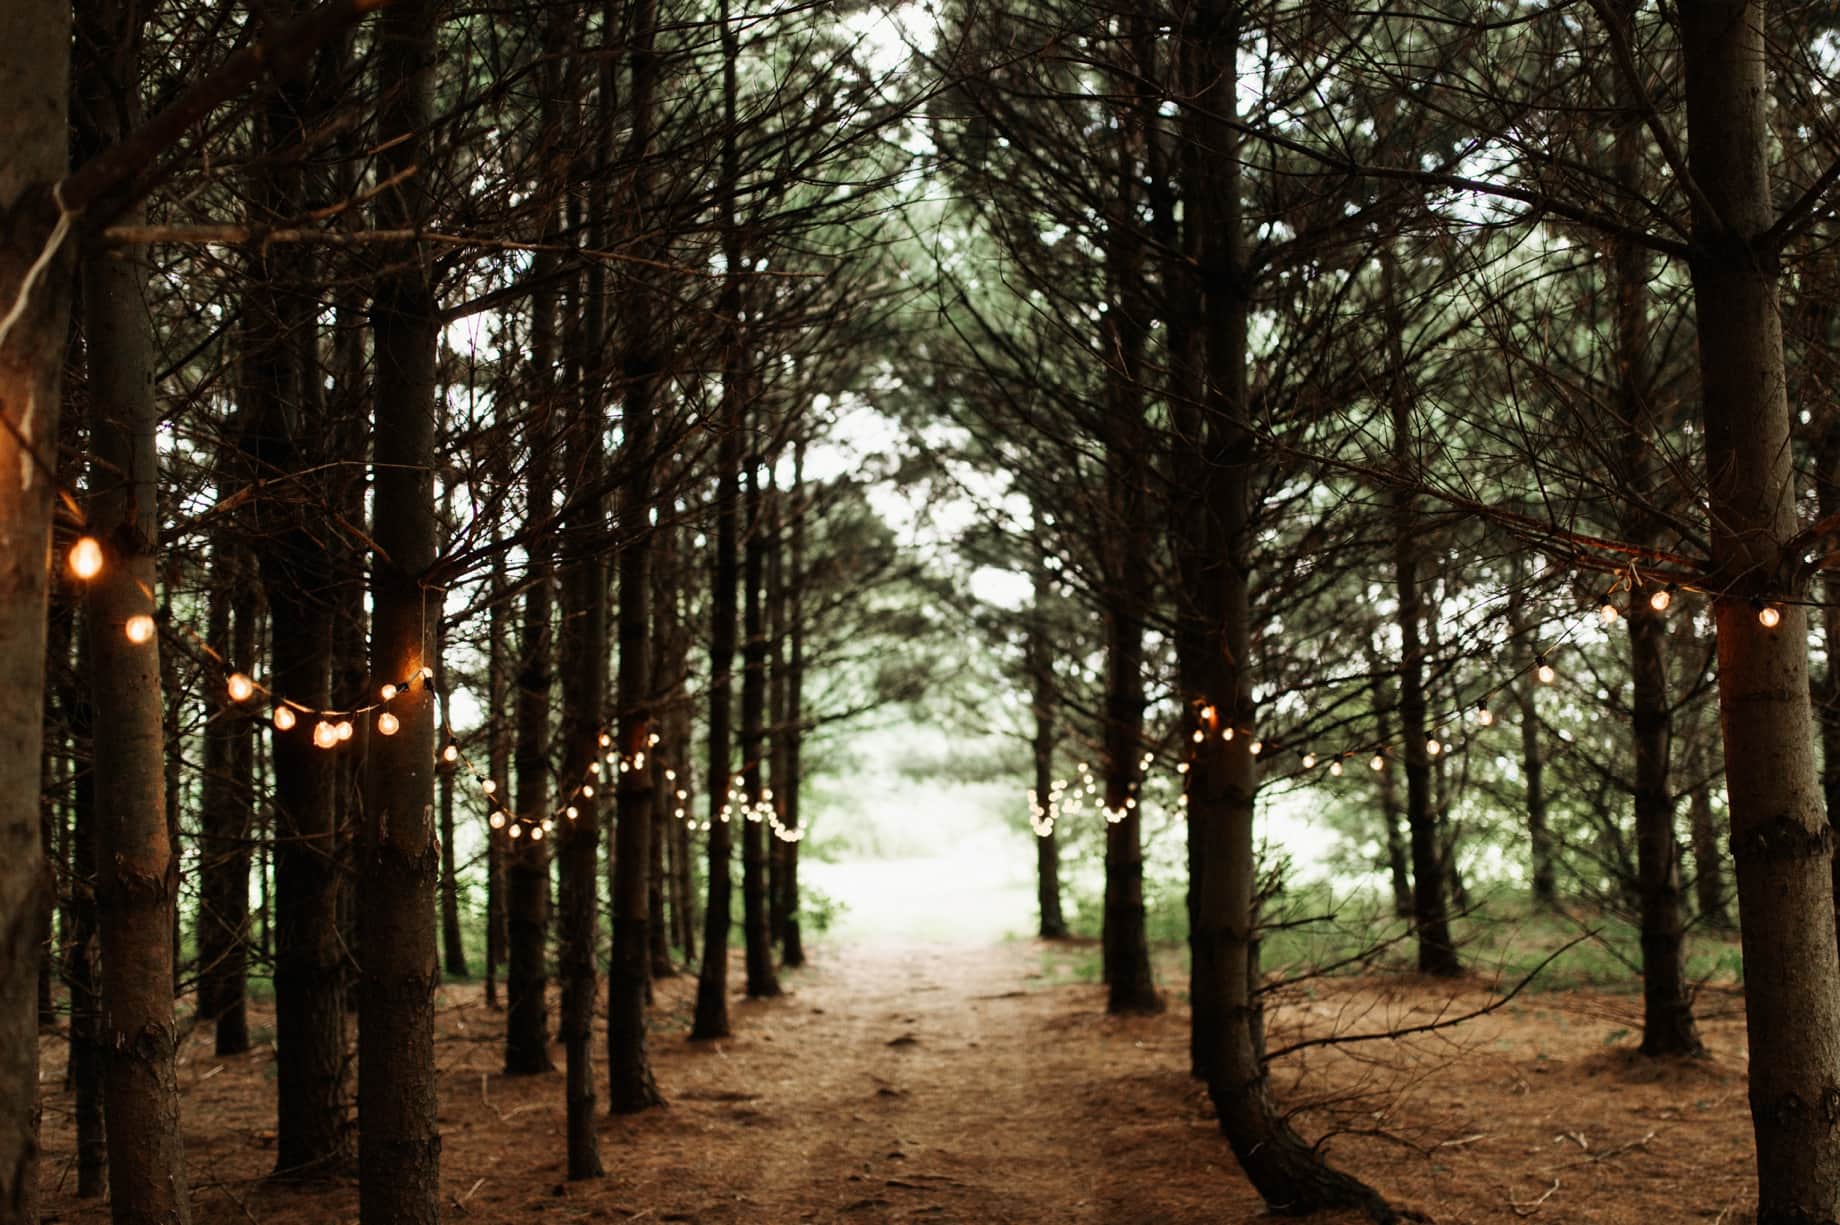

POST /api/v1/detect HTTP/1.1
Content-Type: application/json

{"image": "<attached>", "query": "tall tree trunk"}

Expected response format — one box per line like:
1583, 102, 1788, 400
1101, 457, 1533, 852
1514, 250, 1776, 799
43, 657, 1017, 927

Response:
75, 0, 194, 1211
1180, 0, 1395, 1214
244, 54, 347, 1175
359, 0, 442, 1217
1029, 556, 1067, 940
780, 441, 808, 968
199, 545, 255, 1056
1686, 733, 1732, 928
0, 5, 71, 1210
608, 0, 665, 1111
648, 514, 679, 978
1099, 41, 1159, 1015
1680, 0, 1840, 1215
486, 549, 511, 1007
506, 268, 558, 1079
767, 480, 790, 946
694, 0, 744, 1042
740, 414, 781, 1000
1381, 251, 1461, 979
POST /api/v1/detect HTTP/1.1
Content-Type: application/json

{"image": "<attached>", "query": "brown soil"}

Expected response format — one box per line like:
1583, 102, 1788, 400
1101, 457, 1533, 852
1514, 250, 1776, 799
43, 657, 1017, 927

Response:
37, 939, 1754, 1224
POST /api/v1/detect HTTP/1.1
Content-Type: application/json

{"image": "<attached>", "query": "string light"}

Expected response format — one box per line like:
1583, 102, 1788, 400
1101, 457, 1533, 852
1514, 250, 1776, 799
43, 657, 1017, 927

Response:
1535, 656, 1556, 684
1301, 751, 1316, 769
313, 720, 339, 750
489, 811, 506, 830
68, 537, 104, 581
335, 720, 353, 742
1759, 603, 1782, 629
125, 614, 155, 645
508, 823, 522, 839
273, 706, 297, 731
1426, 737, 1442, 757
1475, 702, 1493, 727
381, 683, 398, 701
1598, 600, 1618, 624
1370, 753, 1385, 772
377, 712, 400, 736
1329, 758, 1344, 777
442, 742, 459, 763
482, 778, 497, 796
227, 672, 255, 703
1649, 586, 1674, 612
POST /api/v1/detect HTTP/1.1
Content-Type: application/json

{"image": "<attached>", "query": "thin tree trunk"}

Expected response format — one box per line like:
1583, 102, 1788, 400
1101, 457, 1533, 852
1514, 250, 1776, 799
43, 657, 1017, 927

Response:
694, 0, 744, 1043
76, 0, 193, 1209
67, 633, 106, 1198
358, 0, 443, 1217
199, 544, 255, 1055
437, 610, 467, 978
1679, 0, 1840, 1214
1029, 547, 1068, 940
648, 517, 678, 978
1370, 674, 1413, 917
486, 549, 510, 1007
741, 413, 781, 1000
780, 440, 808, 967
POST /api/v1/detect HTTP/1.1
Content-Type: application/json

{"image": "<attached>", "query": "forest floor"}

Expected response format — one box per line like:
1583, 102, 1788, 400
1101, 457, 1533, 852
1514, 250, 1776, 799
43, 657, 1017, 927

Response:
37, 936, 1755, 1224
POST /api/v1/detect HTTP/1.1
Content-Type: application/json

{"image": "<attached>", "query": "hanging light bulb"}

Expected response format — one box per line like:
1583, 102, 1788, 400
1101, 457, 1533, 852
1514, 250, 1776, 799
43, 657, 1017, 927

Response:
124, 614, 155, 645
589, 760, 602, 775
541, 818, 554, 833
482, 778, 498, 796
1649, 586, 1674, 612
377, 712, 400, 736
1301, 751, 1317, 769
335, 720, 354, 742
313, 720, 340, 750
582, 783, 595, 798
1536, 656, 1556, 684
489, 811, 506, 830
227, 672, 255, 703
1598, 600, 1619, 624
1329, 758, 1344, 777
599, 732, 612, 748
508, 822, 522, 839
1476, 702, 1493, 727
442, 741, 459, 763
1759, 603, 1783, 628
1370, 753, 1385, 771
1426, 737, 1442, 757
1249, 739, 1263, 756
68, 536, 104, 580
566, 806, 579, 820
273, 706, 298, 731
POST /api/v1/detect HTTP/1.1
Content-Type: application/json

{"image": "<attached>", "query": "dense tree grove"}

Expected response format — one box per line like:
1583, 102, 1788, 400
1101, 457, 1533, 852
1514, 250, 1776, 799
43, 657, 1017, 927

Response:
9, 0, 1840, 1221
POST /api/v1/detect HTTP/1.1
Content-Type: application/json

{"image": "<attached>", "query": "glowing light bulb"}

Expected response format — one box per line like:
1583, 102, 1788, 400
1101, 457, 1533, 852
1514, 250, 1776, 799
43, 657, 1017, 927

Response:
1599, 601, 1618, 624
227, 672, 254, 703
417, 666, 434, 682
1370, 754, 1385, 772
599, 732, 612, 747
377, 712, 400, 736
1302, 752, 1316, 769
381, 684, 398, 701
1191, 729, 1204, 743
489, 811, 506, 829
1329, 759, 1344, 777
1650, 587, 1672, 612
1249, 739, 1263, 756
541, 818, 554, 833
1536, 659, 1556, 684
442, 742, 458, 763
273, 706, 297, 731
582, 783, 596, 798
1760, 604, 1782, 628
647, 732, 660, 747
68, 536, 104, 580
1476, 703, 1493, 726
335, 720, 353, 742
482, 778, 497, 796
566, 806, 578, 820
124, 614, 155, 645
1426, 738, 1442, 757
313, 721, 339, 749
508, 822, 522, 839
589, 760, 602, 775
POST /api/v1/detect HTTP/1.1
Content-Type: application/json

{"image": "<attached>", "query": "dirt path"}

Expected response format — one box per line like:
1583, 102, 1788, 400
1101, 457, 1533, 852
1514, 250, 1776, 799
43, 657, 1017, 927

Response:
38, 936, 1761, 1224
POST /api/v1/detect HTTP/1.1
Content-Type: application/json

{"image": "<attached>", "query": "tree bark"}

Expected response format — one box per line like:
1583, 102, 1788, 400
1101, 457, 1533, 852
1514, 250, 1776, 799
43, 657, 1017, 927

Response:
607, 0, 666, 1112
66, 634, 106, 1198
358, 0, 443, 1217
1679, 0, 1840, 1216
1370, 675, 1413, 918
437, 613, 468, 979
741, 415, 781, 1000
485, 548, 511, 1008
198, 546, 255, 1056
1029, 557, 1067, 939
75, 0, 194, 1211
1181, 0, 1397, 1214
